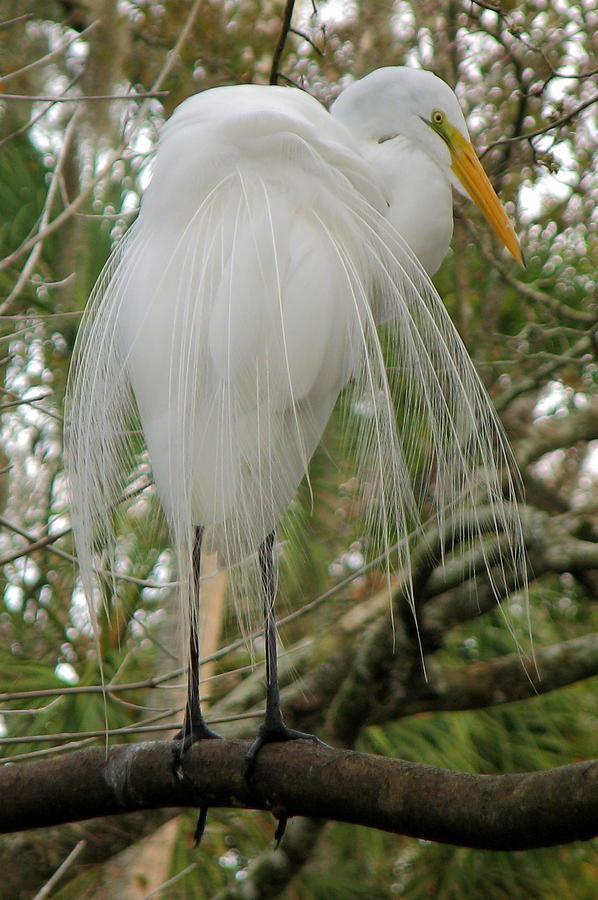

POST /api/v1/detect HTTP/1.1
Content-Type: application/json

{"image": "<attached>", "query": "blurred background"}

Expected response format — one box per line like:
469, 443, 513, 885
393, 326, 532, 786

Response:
0, 1, 596, 896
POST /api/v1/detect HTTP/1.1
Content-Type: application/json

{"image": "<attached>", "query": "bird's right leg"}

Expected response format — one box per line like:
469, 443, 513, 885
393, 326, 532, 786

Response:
245, 531, 327, 844
172, 524, 221, 844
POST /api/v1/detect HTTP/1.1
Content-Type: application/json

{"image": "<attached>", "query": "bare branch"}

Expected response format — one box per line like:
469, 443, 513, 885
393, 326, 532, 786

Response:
0, 106, 82, 313
495, 325, 598, 412
270, 0, 297, 85
397, 634, 598, 718
0, 516, 73, 566
1, 741, 596, 849
289, 26, 323, 56
142, 863, 199, 899
467, 0, 505, 14
0, 21, 99, 86
0, 0, 204, 281
0, 13, 33, 29
32, 840, 86, 900
0, 75, 83, 150
481, 93, 598, 155
1, 91, 168, 102
517, 402, 598, 468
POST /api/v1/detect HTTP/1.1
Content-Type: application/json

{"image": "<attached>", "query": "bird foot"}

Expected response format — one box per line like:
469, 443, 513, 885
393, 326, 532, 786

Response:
172, 721, 222, 782
245, 722, 329, 844
172, 722, 222, 847
245, 722, 326, 779
274, 810, 288, 847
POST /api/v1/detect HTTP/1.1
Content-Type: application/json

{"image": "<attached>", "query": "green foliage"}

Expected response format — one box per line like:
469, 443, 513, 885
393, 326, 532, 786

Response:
0, 137, 50, 309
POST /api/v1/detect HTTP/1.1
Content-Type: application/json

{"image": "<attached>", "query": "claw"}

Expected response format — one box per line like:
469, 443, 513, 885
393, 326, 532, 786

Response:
173, 722, 222, 782
274, 813, 288, 847
193, 806, 209, 847
245, 722, 322, 781
244, 722, 330, 844
172, 721, 222, 847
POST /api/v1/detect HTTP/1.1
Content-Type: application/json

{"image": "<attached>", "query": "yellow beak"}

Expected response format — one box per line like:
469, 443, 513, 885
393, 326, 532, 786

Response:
426, 118, 523, 266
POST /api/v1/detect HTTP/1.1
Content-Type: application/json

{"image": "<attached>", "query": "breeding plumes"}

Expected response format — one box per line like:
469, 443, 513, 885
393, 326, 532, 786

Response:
65, 66, 525, 838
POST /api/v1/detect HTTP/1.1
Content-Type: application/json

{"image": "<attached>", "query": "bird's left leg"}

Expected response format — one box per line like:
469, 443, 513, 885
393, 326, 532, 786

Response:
173, 524, 221, 844
246, 532, 325, 841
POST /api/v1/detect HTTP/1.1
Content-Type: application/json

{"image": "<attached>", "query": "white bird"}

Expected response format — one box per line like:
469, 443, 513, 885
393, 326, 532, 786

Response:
65, 66, 524, 835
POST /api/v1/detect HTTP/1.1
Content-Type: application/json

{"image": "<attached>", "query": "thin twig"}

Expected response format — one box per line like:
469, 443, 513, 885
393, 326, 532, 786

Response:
0, 13, 33, 28
147, 0, 204, 98
0, 311, 82, 320
496, 326, 598, 412
0, 106, 83, 314
0, 0, 203, 279
289, 26, 323, 56
3, 737, 96, 764
142, 864, 199, 900
481, 93, 598, 155
0, 75, 82, 150
270, 0, 297, 85
0, 21, 99, 86
0, 517, 73, 566
460, 217, 596, 325
0, 391, 53, 411
0, 709, 262, 745
468, 0, 505, 13
32, 840, 87, 900
2, 91, 168, 102
548, 65, 598, 80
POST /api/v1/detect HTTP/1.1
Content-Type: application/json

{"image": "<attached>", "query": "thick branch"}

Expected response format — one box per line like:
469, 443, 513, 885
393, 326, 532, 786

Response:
517, 402, 598, 468
1, 741, 596, 850
395, 634, 598, 719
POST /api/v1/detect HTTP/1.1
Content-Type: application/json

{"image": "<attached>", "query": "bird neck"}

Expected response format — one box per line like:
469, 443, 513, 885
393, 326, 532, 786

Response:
360, 136, 454, 276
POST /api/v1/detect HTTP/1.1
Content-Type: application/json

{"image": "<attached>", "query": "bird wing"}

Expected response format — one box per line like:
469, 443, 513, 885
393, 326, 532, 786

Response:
104, 87, 400, 565
66, 84, 523, 639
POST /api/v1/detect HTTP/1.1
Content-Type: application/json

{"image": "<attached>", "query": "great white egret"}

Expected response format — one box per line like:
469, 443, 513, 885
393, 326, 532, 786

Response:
65, 66, 524, 837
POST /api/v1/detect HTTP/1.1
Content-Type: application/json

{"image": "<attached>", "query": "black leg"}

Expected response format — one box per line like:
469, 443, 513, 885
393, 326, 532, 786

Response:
261, 531, 286, 734
245, 532, 327, 844
246, 531, 324, 771
172, 525, 221, 845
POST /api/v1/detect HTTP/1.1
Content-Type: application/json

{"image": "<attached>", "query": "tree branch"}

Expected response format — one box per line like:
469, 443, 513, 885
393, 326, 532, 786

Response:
1, 740, 596, 850
269, 0, 297, 85
396, 634, 598, 718
516, 402, 598, 468
481, 92, 598, 153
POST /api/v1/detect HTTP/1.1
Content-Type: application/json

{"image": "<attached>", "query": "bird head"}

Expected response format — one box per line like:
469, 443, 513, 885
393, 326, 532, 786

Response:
420, 105, 523, 265
331, 67, 523, 266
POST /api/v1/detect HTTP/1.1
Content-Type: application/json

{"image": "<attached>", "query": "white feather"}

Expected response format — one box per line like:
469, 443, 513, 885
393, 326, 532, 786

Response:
65, 71, 525, 672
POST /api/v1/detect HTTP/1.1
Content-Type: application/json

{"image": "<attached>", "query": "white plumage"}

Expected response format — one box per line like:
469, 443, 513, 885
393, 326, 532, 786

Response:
65, 68, 524, 757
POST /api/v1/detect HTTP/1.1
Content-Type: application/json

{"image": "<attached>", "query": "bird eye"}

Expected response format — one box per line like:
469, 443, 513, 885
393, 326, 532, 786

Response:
432, 110, 445, 126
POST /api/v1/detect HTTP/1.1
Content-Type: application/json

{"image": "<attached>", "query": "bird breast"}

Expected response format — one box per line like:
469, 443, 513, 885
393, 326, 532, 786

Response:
361, 136, 454, 276
114, 88, 393, 559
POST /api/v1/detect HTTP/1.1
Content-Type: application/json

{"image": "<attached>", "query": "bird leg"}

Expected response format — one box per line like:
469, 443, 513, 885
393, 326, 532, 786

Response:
246, 532, 324, 841
173, 524, 221, 845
